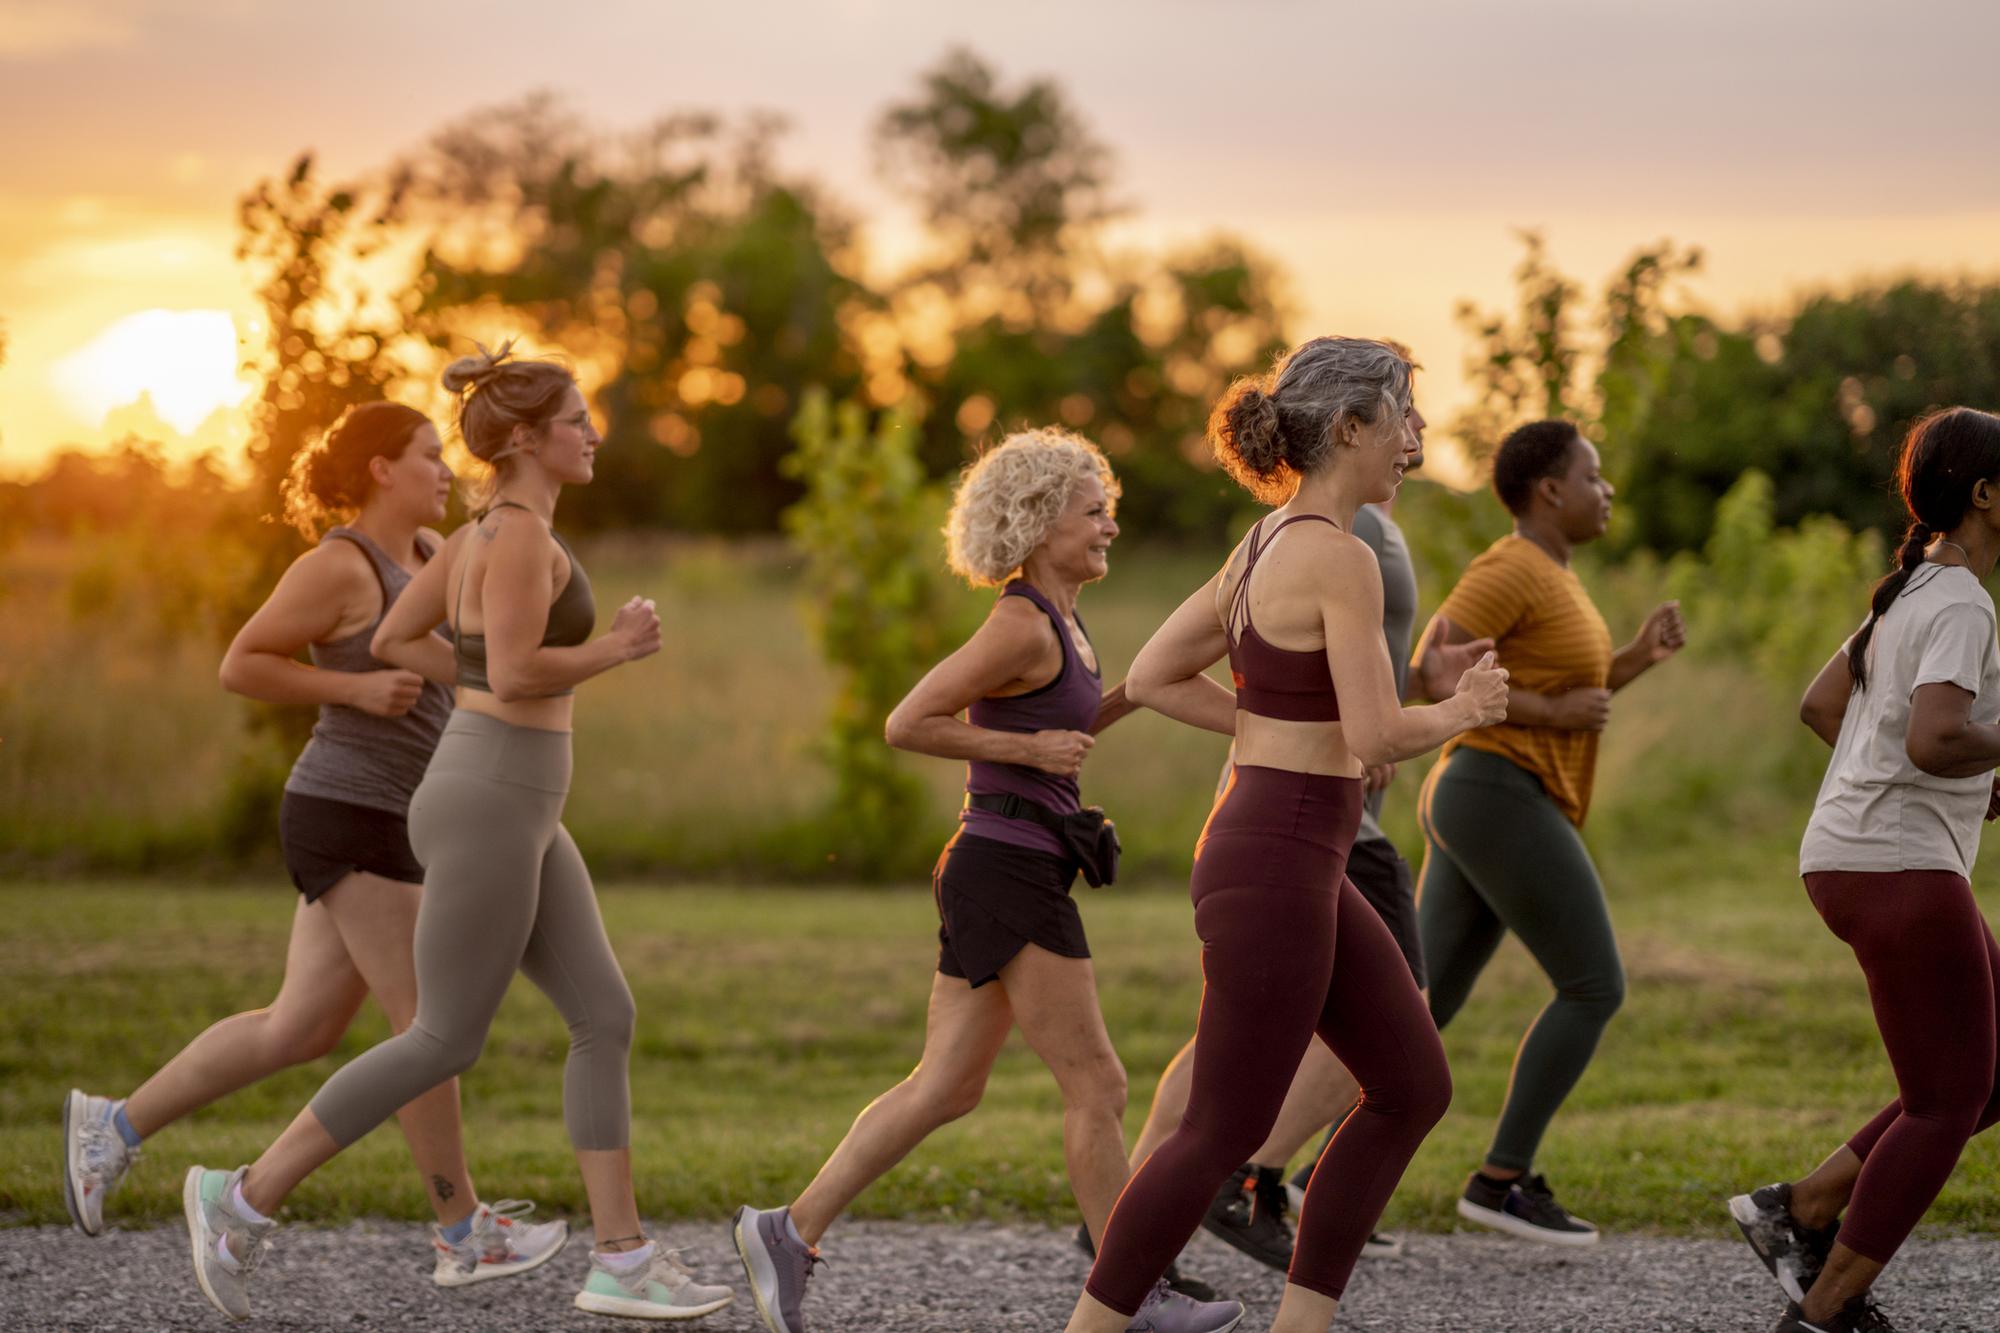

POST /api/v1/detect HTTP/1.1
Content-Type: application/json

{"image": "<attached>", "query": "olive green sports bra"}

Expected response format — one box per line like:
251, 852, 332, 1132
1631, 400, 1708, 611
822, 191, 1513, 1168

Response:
453, 502, 596, 697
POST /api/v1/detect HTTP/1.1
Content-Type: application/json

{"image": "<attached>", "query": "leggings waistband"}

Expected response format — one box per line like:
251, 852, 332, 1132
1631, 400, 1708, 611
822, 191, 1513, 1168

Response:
427, 709, 573, 794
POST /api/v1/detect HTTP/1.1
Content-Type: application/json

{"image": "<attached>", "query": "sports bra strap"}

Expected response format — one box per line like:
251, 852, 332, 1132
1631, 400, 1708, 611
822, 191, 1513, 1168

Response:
1227, 513, 1343, 641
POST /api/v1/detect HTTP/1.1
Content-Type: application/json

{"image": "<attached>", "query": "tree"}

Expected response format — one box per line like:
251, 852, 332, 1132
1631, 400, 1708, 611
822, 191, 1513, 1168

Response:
407, 99, 869, 532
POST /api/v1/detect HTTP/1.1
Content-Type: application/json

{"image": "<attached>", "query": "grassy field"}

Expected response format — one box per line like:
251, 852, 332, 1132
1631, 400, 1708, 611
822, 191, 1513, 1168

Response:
7, 843, 2000, 1238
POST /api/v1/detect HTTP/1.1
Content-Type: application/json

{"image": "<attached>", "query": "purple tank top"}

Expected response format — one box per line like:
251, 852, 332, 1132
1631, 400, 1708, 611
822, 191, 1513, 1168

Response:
959, 581, 1103, 858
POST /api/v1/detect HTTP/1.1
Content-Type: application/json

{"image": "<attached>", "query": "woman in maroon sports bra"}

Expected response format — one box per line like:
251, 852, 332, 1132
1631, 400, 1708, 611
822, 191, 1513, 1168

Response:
1065, 338, 1509, 1333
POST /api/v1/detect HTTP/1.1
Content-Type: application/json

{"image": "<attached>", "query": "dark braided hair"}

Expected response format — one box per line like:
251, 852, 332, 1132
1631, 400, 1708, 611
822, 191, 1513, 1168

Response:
1849, 407, 2000, 690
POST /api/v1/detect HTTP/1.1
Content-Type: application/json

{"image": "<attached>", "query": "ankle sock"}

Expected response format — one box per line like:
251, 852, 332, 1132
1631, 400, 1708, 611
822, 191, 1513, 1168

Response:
440, 1210, 475, 1245
598, 1240, 654, 1274
110, 1102, 143, 1149
226, 1178, 273, 1226
1475, 1170, 1519, 1191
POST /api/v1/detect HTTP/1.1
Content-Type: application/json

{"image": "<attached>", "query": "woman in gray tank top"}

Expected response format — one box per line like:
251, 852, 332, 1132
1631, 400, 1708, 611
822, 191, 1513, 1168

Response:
61, 402, 569, 1291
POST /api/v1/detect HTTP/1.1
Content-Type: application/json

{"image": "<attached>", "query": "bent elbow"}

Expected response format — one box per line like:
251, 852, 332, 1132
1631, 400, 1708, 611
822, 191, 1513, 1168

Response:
883, 710, 917, 752
217, 654, 247, 697
1905, 737, 1950, 777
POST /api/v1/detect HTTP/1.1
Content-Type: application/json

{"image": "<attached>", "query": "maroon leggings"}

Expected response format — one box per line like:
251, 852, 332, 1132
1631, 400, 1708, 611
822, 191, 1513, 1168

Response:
1086, 767, 1452, 1314
1806, 870, 2000, 1263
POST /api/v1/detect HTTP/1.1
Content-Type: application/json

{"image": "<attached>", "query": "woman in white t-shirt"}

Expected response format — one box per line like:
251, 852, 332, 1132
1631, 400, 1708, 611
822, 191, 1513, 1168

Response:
1730, 407, 2000, 1333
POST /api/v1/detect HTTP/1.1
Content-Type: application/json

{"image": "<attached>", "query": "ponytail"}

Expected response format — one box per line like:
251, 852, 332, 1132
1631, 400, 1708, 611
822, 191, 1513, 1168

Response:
1847, 520, 1931, 691
1848, 408, 2000, 692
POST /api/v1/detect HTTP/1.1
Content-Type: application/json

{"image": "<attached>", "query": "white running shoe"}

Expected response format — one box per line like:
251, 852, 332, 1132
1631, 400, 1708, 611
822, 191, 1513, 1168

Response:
63, 1090, 137, 1236
432, 1198, 570, 1287
183, 1165, 275, 1321
575, 1241, 734, 1320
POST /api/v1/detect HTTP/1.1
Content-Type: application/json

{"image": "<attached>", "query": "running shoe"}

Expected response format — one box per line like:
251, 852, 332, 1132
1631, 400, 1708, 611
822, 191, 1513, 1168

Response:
183, 1165, 275, 1321
574, 1241, 734, 1320
1125, 1279, 1244, 1333
1773, 1295, 1899, 1332
63, 1090, 137, 1236
1282, 1180, 1402, 1259
432, 1198, 570, 1287
734, 1204, 822, 1333
1072, 1223, 1222, 1301
1456, 1171, 1599, 1246
1200, 1165, 1292, 1270
1731, 1183, 1837, 1304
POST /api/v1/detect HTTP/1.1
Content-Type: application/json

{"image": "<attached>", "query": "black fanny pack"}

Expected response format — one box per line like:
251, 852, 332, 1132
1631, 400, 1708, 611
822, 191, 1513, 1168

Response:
966, 792, 1121, 888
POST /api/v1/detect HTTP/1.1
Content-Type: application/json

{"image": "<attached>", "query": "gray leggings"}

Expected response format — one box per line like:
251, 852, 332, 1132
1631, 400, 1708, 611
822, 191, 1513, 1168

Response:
1417, 746, 1624, 1172
309, 711, 636, 1152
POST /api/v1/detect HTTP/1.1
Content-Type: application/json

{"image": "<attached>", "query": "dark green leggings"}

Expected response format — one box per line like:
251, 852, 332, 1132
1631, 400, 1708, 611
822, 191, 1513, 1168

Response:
1417, 746, 1624, 1172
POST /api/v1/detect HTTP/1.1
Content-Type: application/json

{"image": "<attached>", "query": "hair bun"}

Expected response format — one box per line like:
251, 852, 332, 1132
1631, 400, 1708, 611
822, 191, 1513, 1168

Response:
1221, 384, 1286, 476
441, 339, 517, 394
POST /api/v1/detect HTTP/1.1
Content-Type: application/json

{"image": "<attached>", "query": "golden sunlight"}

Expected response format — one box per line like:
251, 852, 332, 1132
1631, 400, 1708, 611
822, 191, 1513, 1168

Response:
50, 309, 252, 436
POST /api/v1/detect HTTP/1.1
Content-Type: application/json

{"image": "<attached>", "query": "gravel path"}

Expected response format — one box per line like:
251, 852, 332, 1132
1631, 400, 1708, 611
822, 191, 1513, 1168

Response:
6, 1219, 1999, 1331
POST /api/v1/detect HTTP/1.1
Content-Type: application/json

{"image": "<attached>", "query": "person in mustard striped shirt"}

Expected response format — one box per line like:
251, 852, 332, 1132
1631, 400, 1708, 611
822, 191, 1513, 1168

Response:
1410, 418, 1686, 1244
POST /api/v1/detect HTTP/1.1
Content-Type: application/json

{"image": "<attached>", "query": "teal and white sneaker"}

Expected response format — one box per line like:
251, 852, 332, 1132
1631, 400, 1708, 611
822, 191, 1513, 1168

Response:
63, 1090, 137, 1236
432, 1198, 570, 1287
183, 1165, 275, 1321
574, 1241, 734, 1320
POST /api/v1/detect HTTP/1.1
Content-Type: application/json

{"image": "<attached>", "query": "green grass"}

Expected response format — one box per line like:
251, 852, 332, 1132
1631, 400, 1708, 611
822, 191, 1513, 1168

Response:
8, 843, 2000, 1237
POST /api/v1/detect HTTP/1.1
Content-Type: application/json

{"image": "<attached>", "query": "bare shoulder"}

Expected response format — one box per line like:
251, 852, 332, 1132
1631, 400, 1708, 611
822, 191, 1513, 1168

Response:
286, 537, 373, 595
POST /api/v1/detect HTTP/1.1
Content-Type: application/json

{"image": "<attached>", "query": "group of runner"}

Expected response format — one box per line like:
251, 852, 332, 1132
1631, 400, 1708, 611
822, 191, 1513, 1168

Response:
56, 335, 2000, 1333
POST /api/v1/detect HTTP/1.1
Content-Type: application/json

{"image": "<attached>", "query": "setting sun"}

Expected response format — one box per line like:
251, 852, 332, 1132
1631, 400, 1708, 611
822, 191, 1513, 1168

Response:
50, 308, 253, 436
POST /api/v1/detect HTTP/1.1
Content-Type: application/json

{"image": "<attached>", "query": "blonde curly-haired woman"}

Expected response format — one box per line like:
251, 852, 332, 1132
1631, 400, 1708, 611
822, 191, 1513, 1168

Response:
732, 429, 1241, 1333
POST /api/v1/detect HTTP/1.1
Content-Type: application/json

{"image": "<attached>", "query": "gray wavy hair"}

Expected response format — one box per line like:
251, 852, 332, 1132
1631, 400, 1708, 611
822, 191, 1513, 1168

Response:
1209, 337, 1413, 503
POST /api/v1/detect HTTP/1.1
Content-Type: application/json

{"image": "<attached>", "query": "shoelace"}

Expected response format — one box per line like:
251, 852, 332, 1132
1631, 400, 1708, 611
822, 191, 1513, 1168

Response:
1518, 1174, 1573, 1222
77, 1119, 127, 1177
224, 1222, 275, 1281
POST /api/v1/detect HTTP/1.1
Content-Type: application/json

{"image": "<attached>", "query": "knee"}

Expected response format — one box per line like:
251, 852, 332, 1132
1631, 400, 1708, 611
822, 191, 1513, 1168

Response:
595, 982, 639, 1057
914, 1069, 989, 1125
1064, 1055, 1128, 1122
1561, 966, 1625, 1022
1359, 1050, 1453, 1130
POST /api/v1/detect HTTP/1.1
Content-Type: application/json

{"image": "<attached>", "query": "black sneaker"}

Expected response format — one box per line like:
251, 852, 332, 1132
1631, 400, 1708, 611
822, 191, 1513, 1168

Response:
1774, 1295, 1898, 1332
1456, 1171, 1599, 1247
1072, 1224, 1222, 1303
1731, 1182, 1838, 1303
1200, 1165, 1294, 1271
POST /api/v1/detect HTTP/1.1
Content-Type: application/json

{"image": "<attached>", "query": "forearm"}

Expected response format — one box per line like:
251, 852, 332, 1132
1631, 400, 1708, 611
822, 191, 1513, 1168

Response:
887, 715, 1040, 763
1134, 675, 1240, 736
1608, 641, 1654, 691
389, 635, 457, 686
1090, 680, 1139, 735
1911, 724, 2000, 779
489, 636, 631, 701
1504, 686, 1558, 726
1371, 697, 1479, 764
219, 652, 358, 708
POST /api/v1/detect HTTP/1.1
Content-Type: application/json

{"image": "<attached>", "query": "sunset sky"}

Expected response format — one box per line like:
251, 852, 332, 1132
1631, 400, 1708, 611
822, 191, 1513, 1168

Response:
3, 0, 1997, 480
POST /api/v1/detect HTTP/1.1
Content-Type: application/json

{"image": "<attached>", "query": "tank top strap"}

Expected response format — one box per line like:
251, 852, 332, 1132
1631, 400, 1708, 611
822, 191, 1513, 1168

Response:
322, 526, 403, 603
1228, 513, 1341, 642
1003, 580, 1081, 677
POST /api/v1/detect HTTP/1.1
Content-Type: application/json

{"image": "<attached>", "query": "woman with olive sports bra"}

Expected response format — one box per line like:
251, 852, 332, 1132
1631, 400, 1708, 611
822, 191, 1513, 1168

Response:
180, 348, 732, 1325
1066, 337, 1507, 1333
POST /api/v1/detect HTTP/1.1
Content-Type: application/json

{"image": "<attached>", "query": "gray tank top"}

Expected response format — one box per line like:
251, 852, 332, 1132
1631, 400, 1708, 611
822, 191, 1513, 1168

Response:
284, 527, 454, 815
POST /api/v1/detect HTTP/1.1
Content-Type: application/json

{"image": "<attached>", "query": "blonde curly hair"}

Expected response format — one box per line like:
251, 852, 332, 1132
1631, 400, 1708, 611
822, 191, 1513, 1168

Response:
944, 428, 1121, 587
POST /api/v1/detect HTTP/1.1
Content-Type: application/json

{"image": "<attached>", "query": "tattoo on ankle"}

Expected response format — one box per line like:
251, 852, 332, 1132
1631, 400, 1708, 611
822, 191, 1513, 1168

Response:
432, 1175, 455, 1202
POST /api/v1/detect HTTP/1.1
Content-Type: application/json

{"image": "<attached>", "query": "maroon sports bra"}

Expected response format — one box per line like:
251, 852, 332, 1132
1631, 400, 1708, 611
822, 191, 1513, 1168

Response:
1225, 514, 1342, 722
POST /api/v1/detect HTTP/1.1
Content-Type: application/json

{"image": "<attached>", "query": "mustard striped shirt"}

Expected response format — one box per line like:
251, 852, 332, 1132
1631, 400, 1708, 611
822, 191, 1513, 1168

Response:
1425, 535, 1613, 825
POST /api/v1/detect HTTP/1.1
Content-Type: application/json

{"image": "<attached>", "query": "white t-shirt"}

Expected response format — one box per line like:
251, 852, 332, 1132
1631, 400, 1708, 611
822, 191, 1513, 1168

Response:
1800, 564, 2000, 878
